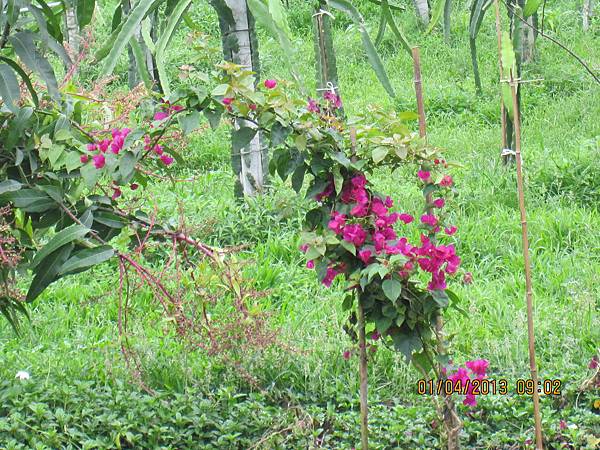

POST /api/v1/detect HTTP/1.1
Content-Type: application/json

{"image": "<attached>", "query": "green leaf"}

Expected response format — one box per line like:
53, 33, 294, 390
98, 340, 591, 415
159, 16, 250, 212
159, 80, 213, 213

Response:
332, 165, 343, 194
2, 189, 55, 213
412, 350, 433, 373
94, 211, 125, 229
232, 127, 258, 152
426, 0, 446, 34
381, 0, 412, 55
203, 109, 222, 129
119, 151, 137, 179
59, 245, 114, 275
0, 180, 22, 195
0, 63, 20, 112
179, 111, 200, 135
26, 243, 73, 302
65, 152, 83, 172
382, 278, 401, 301
392, 330, 422, 361
523, 0, 543, 17
375, 316, 393, 334
271, 121, 291, 147
0, 56, 39, 106
99, 0, 156, 78
326, 0, 395, 98
31, 224, 90, 269
129, 38, 153, 90
372, 146, 388, 163
291, 164, 305, 193
340, 239, 356, 256
77, 0, 95, 28
9, 31, 59, 100
80, 163, 100, 189
155, 0, 193, 95
431, 289, 449, 307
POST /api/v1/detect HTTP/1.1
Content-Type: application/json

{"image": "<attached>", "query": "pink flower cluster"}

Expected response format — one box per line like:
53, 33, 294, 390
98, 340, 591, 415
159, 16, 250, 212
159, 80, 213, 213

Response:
83, 128, 132, 169
307, 170, 461, 291
153, 103, 184, 121
306, 90, 342, 114
446, 359, 489, 407
143, 135, 173, 166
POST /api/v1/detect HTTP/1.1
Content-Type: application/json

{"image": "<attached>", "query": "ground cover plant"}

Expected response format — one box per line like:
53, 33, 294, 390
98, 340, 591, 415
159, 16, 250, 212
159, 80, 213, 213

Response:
1, 0, 599, 448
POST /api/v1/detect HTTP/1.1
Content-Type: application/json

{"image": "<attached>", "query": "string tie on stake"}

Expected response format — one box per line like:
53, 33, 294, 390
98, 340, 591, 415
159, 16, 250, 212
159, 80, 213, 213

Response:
316, 81, 338, 95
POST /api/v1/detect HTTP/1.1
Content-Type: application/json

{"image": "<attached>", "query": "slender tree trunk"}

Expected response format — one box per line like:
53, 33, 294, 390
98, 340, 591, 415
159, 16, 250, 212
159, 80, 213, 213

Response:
521, 15, 535, 63
443, 0, 452, 42
64, 6, 80, 58
413, 0, 430, 26
583, 0, 593, 31
215, 0, 266, 197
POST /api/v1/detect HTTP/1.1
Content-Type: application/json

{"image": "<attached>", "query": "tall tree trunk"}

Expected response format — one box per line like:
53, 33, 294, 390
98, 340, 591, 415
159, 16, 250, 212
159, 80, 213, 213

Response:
583, 0, 593, 31
413, 0, 430, 26
123, 0, 140, 89
521, 15, 535, 64
64, 6, 80, 58
214, 0, 266, 197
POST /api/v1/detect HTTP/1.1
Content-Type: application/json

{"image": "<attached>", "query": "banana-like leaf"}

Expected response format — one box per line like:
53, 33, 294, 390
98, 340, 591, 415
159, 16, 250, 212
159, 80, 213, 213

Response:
0, 63, 21, 112
155, 0, 192, 95
501, 31, 516, 119
129, 38, 153, 89
468, 0, 492, 93
380, 0, 411, 56
267, 0, 291, 35
374, 6, 387, 46
326, 0, 395, 98
32, 0, 63, 41
98, 0, 156, 78
25, 1, 72, 67
523, 0, 542, 17
9, 31, 59, 100
426, 0, 445, 34
247, 0, 305, 90
76, 0, 95, 28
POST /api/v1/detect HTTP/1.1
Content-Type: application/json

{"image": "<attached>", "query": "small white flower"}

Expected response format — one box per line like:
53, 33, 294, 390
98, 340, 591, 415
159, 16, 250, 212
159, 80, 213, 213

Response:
15, 371, 30, 380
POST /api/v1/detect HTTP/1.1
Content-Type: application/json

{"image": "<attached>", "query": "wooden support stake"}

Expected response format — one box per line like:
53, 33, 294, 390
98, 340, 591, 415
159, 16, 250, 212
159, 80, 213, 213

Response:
357, 298, 369, 450
493, 0, 510, 162
509, 72, 544, 450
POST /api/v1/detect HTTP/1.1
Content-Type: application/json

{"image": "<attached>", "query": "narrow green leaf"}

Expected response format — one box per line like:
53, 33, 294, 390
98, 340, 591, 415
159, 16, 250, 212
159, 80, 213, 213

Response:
0, 56, 39, 106
523, 0, 542, 17
99, 0, 156, 78
2, 189, 55, 213
59, 245, 114, 275
129, 38, 153, 89
0, 180, 22, 195
327, 0, 395, 98
9, 31, 59, 100
26, 243, 73, 302
76, 0, 95, 28
426, 0, 445, 34
0, 63, 20, 112
31, 224, 89, 269
155, 0, 193, 95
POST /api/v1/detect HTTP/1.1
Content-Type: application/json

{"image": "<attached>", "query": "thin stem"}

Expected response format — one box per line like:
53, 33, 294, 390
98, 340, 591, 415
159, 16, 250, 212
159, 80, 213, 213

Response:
0, 23, 10, 50
509, 73, 544, 450
357, 296, 369, 450
412, 47, 426, 139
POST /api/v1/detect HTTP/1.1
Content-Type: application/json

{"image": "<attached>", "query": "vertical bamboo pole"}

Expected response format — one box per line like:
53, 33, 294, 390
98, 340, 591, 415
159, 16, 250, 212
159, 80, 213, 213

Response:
493, 0, 510, 162
412, 46, 461, 450
509, 72, 544, 450
357, 299, 369, 450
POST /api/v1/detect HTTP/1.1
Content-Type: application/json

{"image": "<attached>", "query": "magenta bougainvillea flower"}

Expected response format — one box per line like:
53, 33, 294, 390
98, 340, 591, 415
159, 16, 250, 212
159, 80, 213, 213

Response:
307, 98, 320, 113
160, 154, 174, 166
92, 153, 105, 169
433, 198, 445, 208
444, 225, 457, 236
154, 111, 169, 121
398, 213, 414, 224
447, 359, 489, 407
421, 214, 438, 227
343, 224, 367, 247
264, 79, 277, 89
80, 155, 89, 163
417, 170, 431, 181
323, 91, 342, 109
222, 97, 234, 106
440, 175, 453, 187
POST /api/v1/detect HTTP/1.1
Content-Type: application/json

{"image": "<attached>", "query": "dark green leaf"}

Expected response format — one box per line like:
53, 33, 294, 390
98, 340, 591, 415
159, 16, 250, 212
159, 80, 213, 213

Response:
178, 111, 200, 135
94, 211, 125, 229
26, 243, 73, 302
232, 127, 258, 152
431, 289, 449, 307
204, 109, 222, 129
77, 0, 95, 28
119, 151, 137, 180
392, 330, 422, 361
2, 189, 55, 213
59, 245, 114, 275
375, 316, 393, 334
291, 164, 305, 193
0, 56, 39, 106
0, 63, 20, 112
0, 180, 22, 195
31, 224, 89, 269
270, 121, 291, 147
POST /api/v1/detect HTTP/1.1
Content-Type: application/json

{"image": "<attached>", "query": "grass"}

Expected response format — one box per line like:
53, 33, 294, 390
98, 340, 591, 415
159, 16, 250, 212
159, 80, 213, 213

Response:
1, 0, 599, 448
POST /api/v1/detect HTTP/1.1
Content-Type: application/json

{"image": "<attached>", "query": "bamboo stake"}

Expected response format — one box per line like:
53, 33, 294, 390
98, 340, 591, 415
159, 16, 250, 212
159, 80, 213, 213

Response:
509, 72, 544, 450
357, 298, 369, 450
412, 47, 427, 139
412, 46, 461, 450
493, 0, 509, 161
